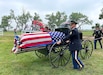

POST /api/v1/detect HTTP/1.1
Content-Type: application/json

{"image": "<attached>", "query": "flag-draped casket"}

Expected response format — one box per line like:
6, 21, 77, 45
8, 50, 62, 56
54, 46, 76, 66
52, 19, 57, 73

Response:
12, 31, 65, 54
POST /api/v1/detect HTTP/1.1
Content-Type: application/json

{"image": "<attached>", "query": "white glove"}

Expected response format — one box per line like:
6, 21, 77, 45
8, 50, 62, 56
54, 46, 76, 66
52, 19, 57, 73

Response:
56, 40, 61, 44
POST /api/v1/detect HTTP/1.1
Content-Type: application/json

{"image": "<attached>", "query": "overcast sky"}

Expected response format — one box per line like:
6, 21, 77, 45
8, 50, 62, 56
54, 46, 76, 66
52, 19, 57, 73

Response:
0, 0, 103, 29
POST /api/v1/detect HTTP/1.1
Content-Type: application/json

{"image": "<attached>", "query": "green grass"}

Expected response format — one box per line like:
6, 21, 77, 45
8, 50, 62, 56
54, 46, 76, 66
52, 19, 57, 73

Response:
82, 30, 93, 36
0, 31, 103, 75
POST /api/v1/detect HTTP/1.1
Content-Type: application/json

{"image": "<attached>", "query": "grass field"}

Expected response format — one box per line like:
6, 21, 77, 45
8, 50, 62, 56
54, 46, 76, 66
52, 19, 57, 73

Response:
0, 31, 103, 75
82, 30, 93, 36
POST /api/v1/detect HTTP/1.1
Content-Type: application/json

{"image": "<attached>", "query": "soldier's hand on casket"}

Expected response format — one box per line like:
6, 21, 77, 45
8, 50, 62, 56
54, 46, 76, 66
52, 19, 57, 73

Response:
57, 40, 61, 44
66, 40, 70, 43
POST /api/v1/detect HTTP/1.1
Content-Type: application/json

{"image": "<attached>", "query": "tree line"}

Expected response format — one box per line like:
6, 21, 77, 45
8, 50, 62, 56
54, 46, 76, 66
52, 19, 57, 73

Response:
91, 8, 103, 29
0, 8, 102, 31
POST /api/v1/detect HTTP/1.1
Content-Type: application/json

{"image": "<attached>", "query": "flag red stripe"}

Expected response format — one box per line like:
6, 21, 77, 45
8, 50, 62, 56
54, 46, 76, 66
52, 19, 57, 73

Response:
21, 36, 51, 42
19, 41, 52, 48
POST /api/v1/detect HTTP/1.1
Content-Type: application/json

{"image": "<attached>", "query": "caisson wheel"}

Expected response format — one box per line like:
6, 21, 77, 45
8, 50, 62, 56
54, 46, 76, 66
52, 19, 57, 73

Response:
49, 42, 71, 68
80, 40, 93, 59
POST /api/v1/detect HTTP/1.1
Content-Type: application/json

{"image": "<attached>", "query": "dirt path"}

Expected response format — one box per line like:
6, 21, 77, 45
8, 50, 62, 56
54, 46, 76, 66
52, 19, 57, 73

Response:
83, 36, 94, 40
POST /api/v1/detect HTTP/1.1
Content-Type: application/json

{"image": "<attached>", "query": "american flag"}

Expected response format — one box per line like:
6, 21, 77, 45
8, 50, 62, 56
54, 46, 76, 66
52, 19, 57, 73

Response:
12, 31, 65, 54
49, 31, 65, 43
19, 32, 52, 48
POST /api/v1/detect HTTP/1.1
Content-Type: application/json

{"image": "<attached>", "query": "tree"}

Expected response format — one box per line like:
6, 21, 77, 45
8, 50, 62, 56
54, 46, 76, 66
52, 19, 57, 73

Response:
45, 13, 56, 29
18, 10, 32, 30
55, 11, 67, 26
10, 9, 20, 30
33, 12, 42, 21
10, 9, 32, 31
95, 23, 100, 27
45, 11, 67, 29
69, 12, 92, 28
99, 8, 103, 19
1, 15, 12, 31
91, 26, 95, 30
91, 23, 101, 30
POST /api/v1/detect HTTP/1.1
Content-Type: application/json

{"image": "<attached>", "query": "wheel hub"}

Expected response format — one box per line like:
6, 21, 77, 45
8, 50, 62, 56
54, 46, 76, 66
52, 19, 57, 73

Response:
59, 51, 64, 56
85, 46, 90, 53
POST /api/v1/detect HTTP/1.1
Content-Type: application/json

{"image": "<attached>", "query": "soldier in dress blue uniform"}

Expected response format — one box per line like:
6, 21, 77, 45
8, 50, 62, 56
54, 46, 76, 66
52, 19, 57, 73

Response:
57, 21, 84, 70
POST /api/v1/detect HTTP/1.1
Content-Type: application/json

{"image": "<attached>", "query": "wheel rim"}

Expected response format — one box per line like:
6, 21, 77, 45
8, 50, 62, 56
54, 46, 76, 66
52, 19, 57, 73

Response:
80, 40, 93, 59
49, 43, 70, 68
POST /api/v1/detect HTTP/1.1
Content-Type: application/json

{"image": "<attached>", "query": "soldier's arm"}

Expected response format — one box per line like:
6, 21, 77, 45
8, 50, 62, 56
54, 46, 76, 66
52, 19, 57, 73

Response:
92, 30, 95, 36
100, 30, 103, 36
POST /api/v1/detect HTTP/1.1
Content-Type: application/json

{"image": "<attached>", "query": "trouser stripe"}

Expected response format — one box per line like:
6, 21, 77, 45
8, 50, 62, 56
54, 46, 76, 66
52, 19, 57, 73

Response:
75, 50, 82, 68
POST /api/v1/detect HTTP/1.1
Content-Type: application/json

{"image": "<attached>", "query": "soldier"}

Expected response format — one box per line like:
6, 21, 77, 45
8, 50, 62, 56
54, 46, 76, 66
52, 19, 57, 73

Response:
14, 28, 17, 35
44, 26, 51, 32
57, 21, 84, 70
93, 26, 102, 49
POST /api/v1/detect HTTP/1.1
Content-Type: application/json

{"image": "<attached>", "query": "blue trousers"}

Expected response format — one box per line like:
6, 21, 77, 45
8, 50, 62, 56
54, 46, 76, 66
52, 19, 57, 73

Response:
71, 50, 84, 69
94, 39, 102, 49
